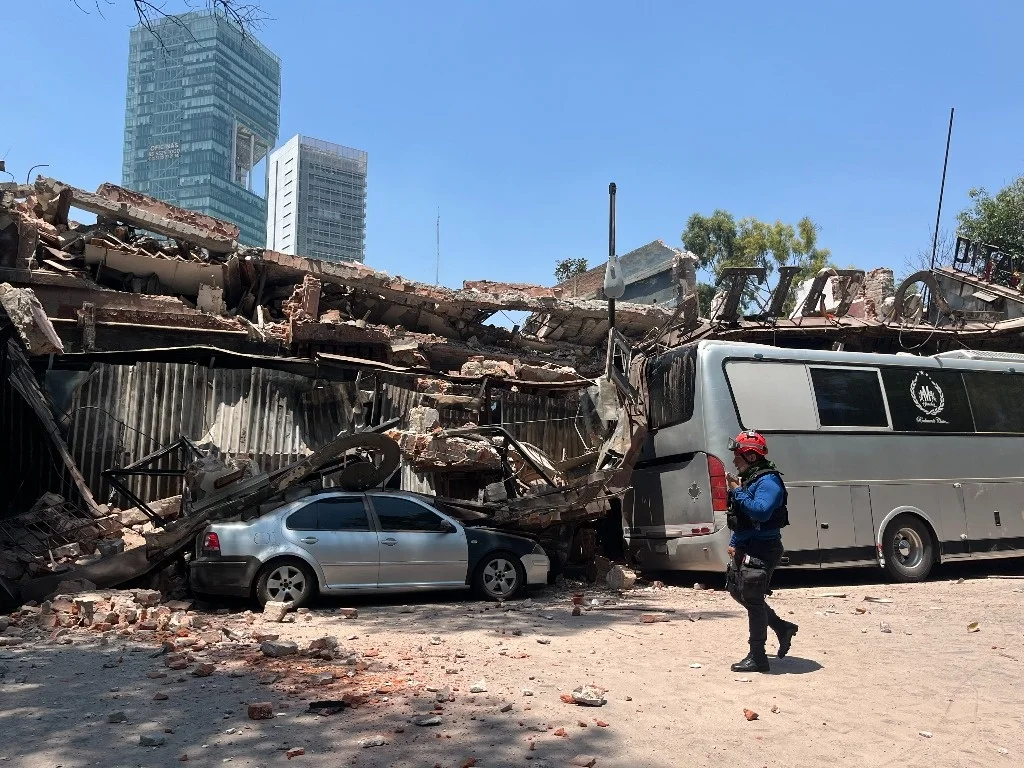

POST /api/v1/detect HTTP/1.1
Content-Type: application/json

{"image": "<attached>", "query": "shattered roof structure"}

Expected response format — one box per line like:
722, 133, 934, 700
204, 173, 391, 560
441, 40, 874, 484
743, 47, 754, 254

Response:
0, 176, 674, 379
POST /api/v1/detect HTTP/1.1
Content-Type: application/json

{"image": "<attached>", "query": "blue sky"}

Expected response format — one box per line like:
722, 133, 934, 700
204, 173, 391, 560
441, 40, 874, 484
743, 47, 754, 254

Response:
4, 1, 1022, 288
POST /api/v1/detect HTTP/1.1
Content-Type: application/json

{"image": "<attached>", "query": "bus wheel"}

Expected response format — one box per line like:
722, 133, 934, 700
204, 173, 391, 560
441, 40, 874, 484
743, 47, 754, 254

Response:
882, 515, 935, 583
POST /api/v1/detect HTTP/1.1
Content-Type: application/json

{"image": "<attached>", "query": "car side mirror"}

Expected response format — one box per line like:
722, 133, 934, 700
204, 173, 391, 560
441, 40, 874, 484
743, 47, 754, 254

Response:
442, 521, 457, 534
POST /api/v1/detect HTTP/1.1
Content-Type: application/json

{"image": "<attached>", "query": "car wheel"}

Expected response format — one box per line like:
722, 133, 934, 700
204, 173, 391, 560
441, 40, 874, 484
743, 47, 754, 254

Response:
882, 514, 935, 583
473, 550, 525, 600
256, 559, 316, 607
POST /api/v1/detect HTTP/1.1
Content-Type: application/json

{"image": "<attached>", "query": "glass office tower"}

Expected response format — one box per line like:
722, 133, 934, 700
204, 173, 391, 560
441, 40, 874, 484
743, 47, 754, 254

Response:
122, 10, 281, 246
267, 135, 368, 263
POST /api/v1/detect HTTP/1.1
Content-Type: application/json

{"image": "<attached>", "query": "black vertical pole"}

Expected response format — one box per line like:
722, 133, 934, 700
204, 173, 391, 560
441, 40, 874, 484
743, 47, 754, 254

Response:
930, 108, 955, 270
608, 182, 617, 330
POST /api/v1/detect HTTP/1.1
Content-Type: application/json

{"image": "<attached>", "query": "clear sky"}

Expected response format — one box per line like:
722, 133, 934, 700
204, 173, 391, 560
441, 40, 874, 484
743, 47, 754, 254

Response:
5, 1, 1023, 289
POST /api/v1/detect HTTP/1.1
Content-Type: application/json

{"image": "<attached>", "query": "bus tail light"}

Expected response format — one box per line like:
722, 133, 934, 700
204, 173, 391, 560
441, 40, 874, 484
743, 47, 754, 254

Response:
707, 454, 729, 512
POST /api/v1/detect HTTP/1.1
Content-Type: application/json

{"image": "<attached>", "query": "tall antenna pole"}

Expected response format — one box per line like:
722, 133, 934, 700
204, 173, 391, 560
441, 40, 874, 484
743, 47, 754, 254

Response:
607, 182, 617, 330
435, 207, 440, 285
930, 107, 955, 270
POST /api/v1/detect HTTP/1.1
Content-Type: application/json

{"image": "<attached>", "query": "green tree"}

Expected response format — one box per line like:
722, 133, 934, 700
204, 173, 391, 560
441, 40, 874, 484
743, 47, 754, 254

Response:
682, 211, 832, 313
554, 257, 589, 284
682, 210, 738, 271
957, 177, 1024, 254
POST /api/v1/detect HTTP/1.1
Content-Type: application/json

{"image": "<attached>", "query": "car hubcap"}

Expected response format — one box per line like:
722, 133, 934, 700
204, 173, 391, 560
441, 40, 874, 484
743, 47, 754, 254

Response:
892, 528, 923, 568
482, 558, 518, 597
267, 565, 306, 602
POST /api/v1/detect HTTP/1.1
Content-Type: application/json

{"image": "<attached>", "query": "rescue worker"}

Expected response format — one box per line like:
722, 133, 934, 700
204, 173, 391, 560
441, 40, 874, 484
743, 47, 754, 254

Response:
725, 430, 798, 673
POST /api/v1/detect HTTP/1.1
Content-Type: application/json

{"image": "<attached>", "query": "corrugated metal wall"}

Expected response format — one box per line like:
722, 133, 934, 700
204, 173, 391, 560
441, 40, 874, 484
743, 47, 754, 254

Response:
67, 363, 359, 503
64, 363, 594, 506
494, 389, 590, 461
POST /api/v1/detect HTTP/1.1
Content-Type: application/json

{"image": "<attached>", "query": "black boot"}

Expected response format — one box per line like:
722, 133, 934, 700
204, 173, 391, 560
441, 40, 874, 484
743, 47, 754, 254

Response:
776, 621, 799, 658
731, 648, 770, 673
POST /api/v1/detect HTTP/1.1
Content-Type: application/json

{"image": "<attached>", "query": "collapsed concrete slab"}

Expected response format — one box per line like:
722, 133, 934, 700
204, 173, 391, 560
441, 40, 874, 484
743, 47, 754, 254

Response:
0, 283, 64, 355
40, 178, 237, 253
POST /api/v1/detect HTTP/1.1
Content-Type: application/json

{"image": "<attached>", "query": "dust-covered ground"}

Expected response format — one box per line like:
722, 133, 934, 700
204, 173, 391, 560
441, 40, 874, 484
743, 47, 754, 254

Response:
2, 564, 1023, 768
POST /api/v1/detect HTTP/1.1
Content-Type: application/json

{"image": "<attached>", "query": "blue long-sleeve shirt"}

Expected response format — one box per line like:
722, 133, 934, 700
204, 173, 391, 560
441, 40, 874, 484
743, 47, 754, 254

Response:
729, 471, 785, 547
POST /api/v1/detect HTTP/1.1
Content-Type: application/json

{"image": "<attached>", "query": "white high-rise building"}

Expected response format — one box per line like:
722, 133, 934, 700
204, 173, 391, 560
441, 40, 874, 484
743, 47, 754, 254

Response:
266, 135, 367, 263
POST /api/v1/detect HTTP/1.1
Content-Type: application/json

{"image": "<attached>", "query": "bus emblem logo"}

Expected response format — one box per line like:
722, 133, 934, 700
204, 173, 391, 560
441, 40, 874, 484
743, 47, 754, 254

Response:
910, 372, 945, 417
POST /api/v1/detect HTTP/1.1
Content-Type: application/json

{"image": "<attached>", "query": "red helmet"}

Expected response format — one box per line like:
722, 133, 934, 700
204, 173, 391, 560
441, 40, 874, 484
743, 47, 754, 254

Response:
729, 430, 768, 457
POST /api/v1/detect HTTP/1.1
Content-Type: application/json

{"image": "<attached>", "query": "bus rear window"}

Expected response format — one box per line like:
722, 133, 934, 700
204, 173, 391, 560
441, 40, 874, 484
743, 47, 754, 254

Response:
647, 346, 697, 429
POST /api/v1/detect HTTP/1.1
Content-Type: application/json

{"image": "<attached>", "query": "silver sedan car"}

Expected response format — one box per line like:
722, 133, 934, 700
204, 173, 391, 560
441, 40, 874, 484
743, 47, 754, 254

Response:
189, 490, 549, 606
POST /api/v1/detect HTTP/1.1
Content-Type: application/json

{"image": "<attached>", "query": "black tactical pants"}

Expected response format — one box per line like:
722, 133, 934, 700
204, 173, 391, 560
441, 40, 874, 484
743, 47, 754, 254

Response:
729, 538, 786, 650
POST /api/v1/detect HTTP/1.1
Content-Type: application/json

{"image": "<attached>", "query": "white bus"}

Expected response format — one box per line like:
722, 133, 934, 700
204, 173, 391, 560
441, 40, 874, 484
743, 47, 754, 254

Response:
622, 340, 1024, 581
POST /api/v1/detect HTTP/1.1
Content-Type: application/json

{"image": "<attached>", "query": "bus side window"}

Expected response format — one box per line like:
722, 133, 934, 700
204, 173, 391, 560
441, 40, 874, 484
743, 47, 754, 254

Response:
809, 367, 889, 428
725, 361, 817, 432
963, 372, 1024, 433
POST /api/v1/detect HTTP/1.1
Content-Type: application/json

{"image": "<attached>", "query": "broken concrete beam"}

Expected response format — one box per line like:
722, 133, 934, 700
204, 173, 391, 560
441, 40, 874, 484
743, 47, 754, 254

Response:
462, 280, 560, 299
0, 283, 65, 355
94, 182, 239, 242
385, 429, 501, 472
260, 249, 672, 347
39, 179, 236, 253
460, 357, 515, 378
513, 360, 578, 382
84, 244, 225, 297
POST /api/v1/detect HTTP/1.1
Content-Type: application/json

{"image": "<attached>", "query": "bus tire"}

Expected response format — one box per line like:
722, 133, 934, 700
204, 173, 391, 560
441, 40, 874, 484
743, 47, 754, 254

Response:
882, 514, 935, 583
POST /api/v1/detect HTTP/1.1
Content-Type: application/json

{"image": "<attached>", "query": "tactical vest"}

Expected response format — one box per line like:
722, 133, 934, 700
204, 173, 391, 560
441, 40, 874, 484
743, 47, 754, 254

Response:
726, 467, 790, 532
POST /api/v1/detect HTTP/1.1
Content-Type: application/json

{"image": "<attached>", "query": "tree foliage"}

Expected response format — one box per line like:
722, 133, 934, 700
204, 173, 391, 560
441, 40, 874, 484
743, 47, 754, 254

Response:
554, 257, 589, 284
683, 210, 832, 279
957, 177, 1024, 254
71, 1, 267, 42
683, 210, 833, 312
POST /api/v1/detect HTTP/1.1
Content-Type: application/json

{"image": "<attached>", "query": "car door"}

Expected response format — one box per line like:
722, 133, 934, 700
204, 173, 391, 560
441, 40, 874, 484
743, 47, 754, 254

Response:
368, 494, 468, 589
280, 494, 379, 589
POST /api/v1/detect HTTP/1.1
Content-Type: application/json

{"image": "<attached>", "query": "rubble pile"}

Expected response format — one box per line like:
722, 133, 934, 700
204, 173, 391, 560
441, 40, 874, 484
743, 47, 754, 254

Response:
2, 591, 400, 710
32, 586, 174, 634
0, 175, 670, 376
0, 494, 122, 583
0, 492, 188, 590
386, 429, 505, 472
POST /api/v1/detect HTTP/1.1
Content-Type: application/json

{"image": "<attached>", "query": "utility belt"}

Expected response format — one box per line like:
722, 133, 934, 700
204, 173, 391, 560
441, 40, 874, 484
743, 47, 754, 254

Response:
725, 553, 771, 603
726, 506, 789, 532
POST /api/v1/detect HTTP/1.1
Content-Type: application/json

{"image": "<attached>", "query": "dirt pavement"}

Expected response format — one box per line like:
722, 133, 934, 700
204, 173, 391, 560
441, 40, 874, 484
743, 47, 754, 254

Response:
2, 568, 1023, 768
